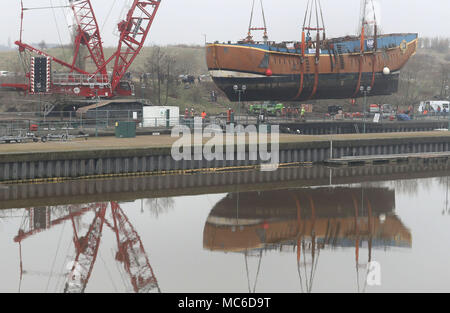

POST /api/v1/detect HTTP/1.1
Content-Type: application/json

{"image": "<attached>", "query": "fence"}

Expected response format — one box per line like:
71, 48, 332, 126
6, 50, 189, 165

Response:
1, 109, 449, 137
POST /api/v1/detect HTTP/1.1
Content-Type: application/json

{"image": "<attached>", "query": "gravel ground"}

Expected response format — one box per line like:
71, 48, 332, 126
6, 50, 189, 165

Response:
1, 131, 450, 154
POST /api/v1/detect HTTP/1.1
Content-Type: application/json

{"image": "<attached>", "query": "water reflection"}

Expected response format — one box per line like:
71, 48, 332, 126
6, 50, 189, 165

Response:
145, 198, 175, 218
2, 174, 450, 292
440, 177, 450, 216
15, 202, 160, 293
203, 187, 411, 292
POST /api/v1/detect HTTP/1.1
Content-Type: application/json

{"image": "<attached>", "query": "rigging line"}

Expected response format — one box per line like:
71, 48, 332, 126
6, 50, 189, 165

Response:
307, 1, 313, 29
370, 0, 377, 25
310, 244, 321, 292
318, 0, 325, 34
23, 5, 70, 11
20, 0, 24, 42
302, 241, 309, 291
99, 250, 118, 292
308, 241, 315, 292
248, 0, 256, 30
111, 248, 129, 292
45, 218, 67, 293
244, 252, 251, 293
302, 0, 310, 29
260, 0, 267, 30
252, 250, 263, 293
362, 0, 368, 27
54, 234, 74, 292
18, 243, 23, 293
356, 261, 361, 292
296, 248, 305, 293
59, 0, 72, 40
102, 0, 119, 34
315, 0, 319, 31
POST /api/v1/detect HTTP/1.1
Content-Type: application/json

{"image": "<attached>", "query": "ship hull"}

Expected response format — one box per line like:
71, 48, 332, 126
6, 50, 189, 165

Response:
206, 33, 418, 102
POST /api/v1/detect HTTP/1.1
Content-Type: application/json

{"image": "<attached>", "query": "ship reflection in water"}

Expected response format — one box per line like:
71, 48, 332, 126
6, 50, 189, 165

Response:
204, 187, 411, 292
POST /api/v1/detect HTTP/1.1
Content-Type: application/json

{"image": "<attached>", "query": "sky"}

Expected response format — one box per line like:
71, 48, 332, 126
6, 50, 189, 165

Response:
1, 0, 449, 48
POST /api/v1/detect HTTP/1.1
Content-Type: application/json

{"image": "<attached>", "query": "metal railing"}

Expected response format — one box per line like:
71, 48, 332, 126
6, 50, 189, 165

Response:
2, 109, 450, 139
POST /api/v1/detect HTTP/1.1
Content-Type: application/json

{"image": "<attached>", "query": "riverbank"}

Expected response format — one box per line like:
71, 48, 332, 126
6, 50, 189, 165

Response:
1, 131, 450, 183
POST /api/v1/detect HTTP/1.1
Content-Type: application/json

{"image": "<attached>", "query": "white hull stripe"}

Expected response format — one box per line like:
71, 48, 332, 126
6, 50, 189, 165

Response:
206, 216, 263, 226
209, 69, 400, 79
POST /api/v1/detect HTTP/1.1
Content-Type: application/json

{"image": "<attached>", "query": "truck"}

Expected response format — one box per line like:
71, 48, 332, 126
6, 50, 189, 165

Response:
418, 100, 450, 113
248, 101, 284, 116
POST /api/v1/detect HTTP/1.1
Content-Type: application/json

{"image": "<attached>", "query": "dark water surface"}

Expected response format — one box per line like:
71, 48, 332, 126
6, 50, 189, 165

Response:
1, 167, 450, 293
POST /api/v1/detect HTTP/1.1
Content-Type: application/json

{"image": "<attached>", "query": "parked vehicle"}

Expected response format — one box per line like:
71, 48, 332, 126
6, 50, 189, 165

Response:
369, 104, 395, 116
328, 105, 343, 116
397, 114, 411, 121
418, 100, 450, 113
369, 104, 380, 113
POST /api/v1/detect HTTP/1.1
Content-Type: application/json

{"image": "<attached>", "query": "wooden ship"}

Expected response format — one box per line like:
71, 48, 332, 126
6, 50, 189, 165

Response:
206, 0, 418, 102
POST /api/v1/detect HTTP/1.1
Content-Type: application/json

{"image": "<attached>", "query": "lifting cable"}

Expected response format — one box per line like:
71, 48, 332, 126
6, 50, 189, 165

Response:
295, 0, 324, 100
58, 0, 73, 42
21, 1, 68, 60
352, 0, 368, 98
49, 0, 68, 61
318, 0, 326, 39
22, 5, 70, 11
102, 0, 119, 34
247, 0, 268, 41
45, 217, 67, 293
248, 0, 255, 33
307, 0, 322, 100
294, 0, 311, 100
260, 0, 268, 40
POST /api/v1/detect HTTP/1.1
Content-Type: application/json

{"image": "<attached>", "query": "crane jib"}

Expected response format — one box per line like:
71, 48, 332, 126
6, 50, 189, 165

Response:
13, 0, 162, 98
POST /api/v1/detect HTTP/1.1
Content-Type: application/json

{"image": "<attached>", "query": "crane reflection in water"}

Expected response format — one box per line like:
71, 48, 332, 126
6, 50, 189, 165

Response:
203, 186, 412, 293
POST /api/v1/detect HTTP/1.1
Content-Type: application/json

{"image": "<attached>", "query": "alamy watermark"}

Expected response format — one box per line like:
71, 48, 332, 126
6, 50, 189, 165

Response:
170, 117, 280, 172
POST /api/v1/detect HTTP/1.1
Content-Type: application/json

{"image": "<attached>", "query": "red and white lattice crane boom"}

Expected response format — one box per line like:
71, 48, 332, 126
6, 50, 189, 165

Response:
110, 201, 160, 293
4, 0, 161, 98
64, 204, 107, 293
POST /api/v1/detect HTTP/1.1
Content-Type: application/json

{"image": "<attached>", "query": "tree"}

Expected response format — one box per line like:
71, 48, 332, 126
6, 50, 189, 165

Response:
145, 47, 179, 105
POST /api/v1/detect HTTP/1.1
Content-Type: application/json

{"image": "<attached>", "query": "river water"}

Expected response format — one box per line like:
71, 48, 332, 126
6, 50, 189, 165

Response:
1, 167, 450, 293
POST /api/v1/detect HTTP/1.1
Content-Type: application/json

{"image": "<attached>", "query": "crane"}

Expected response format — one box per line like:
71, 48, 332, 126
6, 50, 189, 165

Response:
64, 203, 107, 293
3, 0, 161, 99
110, 201, 160, 293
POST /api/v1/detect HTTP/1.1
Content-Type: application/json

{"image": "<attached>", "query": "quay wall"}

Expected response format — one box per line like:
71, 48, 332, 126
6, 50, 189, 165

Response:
1, 133, 450, 182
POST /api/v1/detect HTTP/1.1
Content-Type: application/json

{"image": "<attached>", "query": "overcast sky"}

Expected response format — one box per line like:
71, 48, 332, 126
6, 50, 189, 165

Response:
1, 0, 449, 48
